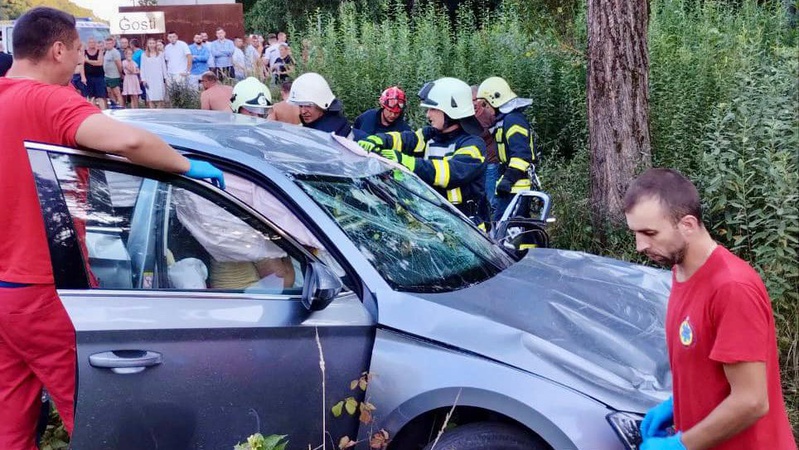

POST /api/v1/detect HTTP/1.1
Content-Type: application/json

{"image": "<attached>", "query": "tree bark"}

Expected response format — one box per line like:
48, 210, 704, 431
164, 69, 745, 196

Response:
587, 0, 652, 237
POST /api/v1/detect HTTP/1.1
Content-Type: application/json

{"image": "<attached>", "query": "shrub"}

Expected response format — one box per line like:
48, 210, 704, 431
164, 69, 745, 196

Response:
166, 79, 201, 109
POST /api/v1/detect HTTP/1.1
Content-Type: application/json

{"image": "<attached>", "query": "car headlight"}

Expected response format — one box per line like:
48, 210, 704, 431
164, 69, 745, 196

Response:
606, 411, 644, 450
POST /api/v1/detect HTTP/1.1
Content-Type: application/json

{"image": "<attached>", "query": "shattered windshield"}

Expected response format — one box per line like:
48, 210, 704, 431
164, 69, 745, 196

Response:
296, 170, 515, 293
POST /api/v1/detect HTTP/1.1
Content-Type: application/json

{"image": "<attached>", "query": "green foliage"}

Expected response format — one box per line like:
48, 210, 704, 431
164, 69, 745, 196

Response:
0, 0, 97, 21
166, 80, 201, 109
245, 0, 384, 36
39, 404, 68, 450
234, 433, 288, 450
296, 0, 587, 159
648, 0, 795, 175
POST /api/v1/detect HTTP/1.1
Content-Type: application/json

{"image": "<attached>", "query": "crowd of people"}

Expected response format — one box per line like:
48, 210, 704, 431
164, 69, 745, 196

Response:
1, 8, 795, 450
53, 28, 297, 110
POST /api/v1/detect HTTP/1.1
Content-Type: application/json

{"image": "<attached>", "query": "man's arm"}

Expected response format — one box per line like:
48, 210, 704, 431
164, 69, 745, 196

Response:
114, 52, 122, 75
86, 51, 103, 66
75, 114, 190, 173
184, 44, 192, 73
680, 362, 769, 450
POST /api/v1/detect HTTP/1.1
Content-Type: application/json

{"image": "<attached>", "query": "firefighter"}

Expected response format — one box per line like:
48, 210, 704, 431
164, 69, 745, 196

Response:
230, 76, 273, 117
288, 72, 352, 137
358, 77, 488, 227
353, 86, 412, 135
476, 76, 539, 222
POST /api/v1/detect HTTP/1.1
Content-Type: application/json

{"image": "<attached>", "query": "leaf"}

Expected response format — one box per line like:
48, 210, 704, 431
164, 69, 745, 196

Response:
369, 429, 390, 449
345, 397, 358, 415
332, 400, 344, 417
359, 378, 368, 391
361, 401, 376, 411
350, 379, 359, 390
359, 405, 373, 424
262, 434, 288, 450
339, 436, 357, 449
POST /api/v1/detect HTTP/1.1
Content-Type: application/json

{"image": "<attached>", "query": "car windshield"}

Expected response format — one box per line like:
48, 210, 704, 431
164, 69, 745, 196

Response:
296, 170, 515, 293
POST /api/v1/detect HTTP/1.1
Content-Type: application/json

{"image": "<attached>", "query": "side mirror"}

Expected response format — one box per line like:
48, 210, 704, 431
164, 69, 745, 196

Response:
493, 190, 554, 257
301, 262, 343, 311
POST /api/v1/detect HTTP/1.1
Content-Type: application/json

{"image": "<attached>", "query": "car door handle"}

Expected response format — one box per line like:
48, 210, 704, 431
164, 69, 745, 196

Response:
89, 350, 163, 374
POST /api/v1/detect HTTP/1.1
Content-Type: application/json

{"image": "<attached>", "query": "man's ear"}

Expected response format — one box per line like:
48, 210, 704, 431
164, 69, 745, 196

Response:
678, 214, 701, 235
52, 41, 69, 63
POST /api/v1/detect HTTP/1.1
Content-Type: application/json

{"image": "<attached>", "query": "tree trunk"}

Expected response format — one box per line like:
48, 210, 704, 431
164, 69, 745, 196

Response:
587, 0, 652, 238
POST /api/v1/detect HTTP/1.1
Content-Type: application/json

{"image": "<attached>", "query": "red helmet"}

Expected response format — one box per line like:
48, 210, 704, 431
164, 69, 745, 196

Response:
379, 86, 406, 114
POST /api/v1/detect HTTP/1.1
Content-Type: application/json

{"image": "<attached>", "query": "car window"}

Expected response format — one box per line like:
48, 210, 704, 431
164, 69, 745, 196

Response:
49, 154, 306, 295
296, 170, 515, 293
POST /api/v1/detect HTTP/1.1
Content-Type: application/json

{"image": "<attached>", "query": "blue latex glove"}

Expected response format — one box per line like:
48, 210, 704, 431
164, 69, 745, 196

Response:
184, 159, 226, 189
641, 397, 674, 439
640, 432, 686, 450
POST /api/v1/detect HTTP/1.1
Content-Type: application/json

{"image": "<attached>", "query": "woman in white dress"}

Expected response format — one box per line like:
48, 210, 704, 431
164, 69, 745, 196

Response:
140, 38, 167, 108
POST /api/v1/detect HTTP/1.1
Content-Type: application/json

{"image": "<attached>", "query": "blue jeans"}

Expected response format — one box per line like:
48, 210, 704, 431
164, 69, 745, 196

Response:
494, 193, 513, 223
485, 163, 500, 222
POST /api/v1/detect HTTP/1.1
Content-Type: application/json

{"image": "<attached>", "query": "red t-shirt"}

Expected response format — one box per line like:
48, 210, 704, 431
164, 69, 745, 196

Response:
667, 246, 795, 449
0, 78, 100, 284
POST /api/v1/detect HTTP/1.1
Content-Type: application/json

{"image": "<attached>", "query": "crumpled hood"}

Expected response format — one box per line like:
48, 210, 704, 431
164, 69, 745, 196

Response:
414, 248, 673, 412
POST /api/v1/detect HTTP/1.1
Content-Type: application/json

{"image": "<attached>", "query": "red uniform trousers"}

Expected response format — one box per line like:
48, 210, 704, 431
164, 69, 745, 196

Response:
0, 284, 76, 450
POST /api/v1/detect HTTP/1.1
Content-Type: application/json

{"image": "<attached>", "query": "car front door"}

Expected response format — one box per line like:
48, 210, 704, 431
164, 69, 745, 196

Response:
26, 143, 375, 450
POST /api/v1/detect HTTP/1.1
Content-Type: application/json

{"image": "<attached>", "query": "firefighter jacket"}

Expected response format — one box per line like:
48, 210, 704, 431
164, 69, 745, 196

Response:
492, 109, 538, 193
302, 99, 353, 138
376, 126, 488, 223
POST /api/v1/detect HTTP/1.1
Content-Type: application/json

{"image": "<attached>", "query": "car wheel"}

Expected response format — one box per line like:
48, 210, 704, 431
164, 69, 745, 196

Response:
421, 422, 547, 450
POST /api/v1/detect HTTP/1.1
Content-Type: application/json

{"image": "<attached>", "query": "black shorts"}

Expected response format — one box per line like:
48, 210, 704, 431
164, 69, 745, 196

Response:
85, 75, 107, 99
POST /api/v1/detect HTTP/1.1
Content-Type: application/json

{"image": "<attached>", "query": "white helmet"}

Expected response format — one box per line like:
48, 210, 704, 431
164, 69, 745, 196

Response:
477, 76, 517, 109
418, 77, 475, 120
230, 77, 273, 114
288, 72, 336, 110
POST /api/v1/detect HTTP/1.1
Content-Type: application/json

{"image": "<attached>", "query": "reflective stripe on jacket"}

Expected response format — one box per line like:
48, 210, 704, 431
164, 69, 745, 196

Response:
492, 110, 537, 193
376, 126, 487, 222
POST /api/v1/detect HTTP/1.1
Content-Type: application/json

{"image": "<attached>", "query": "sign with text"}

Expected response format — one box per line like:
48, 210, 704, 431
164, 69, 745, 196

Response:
110, 12, 166, 35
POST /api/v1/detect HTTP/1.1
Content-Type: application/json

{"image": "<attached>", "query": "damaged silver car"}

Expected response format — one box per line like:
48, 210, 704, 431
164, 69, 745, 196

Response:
26, 110, 671, 450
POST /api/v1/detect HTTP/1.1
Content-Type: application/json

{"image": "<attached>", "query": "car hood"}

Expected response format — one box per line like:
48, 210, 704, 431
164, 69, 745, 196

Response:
403, 248, 673, 412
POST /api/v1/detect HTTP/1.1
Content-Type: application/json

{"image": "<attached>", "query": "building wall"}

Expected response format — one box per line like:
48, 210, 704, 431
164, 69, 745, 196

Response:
155, 0, 235, 5
118, 4, 244, 43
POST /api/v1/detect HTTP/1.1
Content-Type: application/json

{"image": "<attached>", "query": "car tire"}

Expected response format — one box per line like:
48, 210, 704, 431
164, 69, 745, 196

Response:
421, 422, 546, 450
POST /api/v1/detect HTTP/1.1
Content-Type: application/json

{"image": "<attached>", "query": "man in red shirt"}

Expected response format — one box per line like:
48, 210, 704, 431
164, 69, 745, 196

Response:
624, 168, 795, 450
0, 8, 224, 450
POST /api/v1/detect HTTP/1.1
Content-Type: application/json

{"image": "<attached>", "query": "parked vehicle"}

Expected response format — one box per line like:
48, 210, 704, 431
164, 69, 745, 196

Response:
0, 18, 110, 55
26, 110, 671, 450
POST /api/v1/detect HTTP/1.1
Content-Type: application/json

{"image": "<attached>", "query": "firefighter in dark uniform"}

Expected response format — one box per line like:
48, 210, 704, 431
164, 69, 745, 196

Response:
476, 76, 539, 222
358, 77, 488, 228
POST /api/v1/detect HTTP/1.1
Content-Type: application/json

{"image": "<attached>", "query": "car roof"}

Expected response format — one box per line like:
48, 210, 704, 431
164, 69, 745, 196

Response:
106, 109, 386, 178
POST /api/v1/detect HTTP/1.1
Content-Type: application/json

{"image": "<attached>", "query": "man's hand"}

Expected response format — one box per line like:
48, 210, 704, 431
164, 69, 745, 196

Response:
184, 159, 226, 189
379, 149, 415, 171
640, 433, 686, 450
641, 397, 674, 439
357, 135, 384, 152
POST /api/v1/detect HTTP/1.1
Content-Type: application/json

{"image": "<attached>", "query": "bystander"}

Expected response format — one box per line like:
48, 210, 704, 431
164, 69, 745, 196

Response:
625, 168, 795, 450
0, 8, 224, 450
